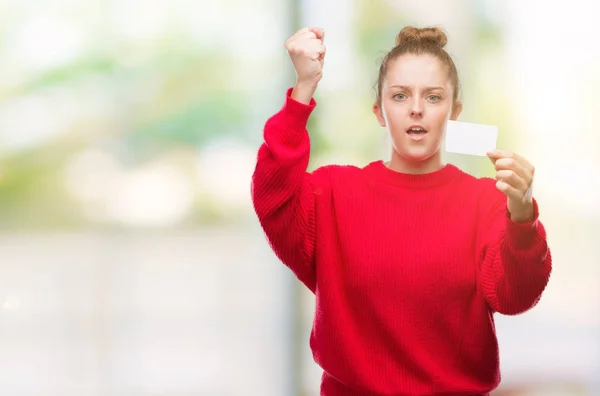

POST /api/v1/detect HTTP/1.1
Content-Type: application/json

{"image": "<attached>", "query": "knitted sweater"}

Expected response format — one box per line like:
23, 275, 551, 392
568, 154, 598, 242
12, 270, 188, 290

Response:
251, 89, 552, 396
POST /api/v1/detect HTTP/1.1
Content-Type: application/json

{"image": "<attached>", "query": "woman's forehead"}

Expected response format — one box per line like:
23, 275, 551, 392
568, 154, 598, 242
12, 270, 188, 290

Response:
385, 54, 450, 88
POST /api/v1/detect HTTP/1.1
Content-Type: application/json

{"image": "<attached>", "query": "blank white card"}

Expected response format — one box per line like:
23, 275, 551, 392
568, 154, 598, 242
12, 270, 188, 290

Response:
444, 120, 498, 156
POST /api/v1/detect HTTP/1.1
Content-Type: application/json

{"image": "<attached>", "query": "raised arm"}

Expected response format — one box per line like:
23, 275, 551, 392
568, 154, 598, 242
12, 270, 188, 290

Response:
251, 27, 327, 293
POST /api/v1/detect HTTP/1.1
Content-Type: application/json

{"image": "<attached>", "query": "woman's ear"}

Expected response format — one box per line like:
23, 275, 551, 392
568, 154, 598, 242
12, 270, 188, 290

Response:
372, 103, 386, 127
450, 102, 463, 120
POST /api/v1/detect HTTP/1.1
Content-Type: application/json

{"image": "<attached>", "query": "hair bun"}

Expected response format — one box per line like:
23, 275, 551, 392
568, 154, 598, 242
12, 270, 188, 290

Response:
395, 26, 448, 48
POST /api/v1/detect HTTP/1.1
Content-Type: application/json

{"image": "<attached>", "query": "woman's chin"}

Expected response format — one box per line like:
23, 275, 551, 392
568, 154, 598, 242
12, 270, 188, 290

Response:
398, 149, 438, 163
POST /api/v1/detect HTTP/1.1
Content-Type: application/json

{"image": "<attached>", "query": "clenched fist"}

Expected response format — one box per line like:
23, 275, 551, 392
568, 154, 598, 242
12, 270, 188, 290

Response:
285, 27, 326, 104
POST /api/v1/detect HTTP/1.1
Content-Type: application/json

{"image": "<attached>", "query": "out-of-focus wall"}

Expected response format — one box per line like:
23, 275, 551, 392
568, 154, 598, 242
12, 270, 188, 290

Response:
0, 227, 295, 396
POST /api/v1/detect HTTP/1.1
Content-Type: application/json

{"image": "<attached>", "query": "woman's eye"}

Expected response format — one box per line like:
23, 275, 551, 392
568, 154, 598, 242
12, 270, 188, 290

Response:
393, 93, 407, 100
427, 95, 441, 102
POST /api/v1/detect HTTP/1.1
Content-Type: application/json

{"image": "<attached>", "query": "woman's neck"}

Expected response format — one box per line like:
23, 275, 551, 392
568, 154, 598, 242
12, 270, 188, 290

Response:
385, 151, 444, 175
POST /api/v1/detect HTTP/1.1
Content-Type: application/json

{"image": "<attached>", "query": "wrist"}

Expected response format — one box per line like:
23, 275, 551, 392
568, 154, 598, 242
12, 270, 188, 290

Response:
509, 201, 534, 223
291, 80, 319, 104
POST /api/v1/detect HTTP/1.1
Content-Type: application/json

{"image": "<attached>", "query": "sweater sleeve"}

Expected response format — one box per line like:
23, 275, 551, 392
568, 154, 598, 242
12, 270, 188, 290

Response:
250, 88, 327, 293
477, 182, 552, 315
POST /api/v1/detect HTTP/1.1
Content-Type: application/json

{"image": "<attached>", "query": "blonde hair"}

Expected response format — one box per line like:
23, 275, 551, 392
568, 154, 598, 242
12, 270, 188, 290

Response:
375, 26, 461, 106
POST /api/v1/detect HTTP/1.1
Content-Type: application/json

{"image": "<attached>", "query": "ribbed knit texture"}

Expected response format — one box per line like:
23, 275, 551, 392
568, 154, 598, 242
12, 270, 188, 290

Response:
251, 89, 552, 396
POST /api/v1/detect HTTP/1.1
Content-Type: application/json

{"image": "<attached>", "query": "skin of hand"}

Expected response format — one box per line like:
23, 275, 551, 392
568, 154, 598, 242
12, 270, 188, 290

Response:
285, 27, 326, 104
487, 149, 536, 223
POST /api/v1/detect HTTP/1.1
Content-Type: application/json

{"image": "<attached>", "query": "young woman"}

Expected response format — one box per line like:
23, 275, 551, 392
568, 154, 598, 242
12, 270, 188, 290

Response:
251, 26, 552, 396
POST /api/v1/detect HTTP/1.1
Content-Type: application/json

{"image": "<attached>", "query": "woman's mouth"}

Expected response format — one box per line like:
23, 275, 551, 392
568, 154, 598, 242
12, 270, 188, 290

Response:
407, 126, 427, 141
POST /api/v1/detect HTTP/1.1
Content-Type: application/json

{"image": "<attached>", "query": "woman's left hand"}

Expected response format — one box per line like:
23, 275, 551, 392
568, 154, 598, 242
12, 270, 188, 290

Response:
486, 150, 535, 223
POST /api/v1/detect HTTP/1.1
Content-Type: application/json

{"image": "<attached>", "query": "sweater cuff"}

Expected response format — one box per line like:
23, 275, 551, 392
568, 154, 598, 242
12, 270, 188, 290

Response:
266, 88, 316, 148
505, 198, 542, 250
284, 87, 316, 119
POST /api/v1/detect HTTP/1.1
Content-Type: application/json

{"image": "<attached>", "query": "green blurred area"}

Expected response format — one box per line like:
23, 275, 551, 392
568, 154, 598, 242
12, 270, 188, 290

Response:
0, 0, 510, 230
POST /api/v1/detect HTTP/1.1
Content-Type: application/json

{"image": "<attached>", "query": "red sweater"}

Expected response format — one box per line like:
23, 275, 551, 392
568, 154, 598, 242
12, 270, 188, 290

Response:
251, 89, 552, 396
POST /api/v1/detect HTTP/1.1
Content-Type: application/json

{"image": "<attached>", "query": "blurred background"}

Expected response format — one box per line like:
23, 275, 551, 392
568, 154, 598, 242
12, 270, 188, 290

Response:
0, 0, 598, 395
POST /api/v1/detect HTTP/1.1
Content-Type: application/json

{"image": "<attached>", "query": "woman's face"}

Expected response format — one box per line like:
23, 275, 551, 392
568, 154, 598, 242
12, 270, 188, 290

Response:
373, 54, 462, 173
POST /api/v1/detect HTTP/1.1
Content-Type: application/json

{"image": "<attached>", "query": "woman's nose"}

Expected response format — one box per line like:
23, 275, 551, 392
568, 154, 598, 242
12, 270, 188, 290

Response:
410, 106, 423, 118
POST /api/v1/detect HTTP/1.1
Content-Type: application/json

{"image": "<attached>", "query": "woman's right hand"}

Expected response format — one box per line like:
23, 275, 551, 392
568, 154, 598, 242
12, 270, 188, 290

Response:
285, 27, 326, 104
